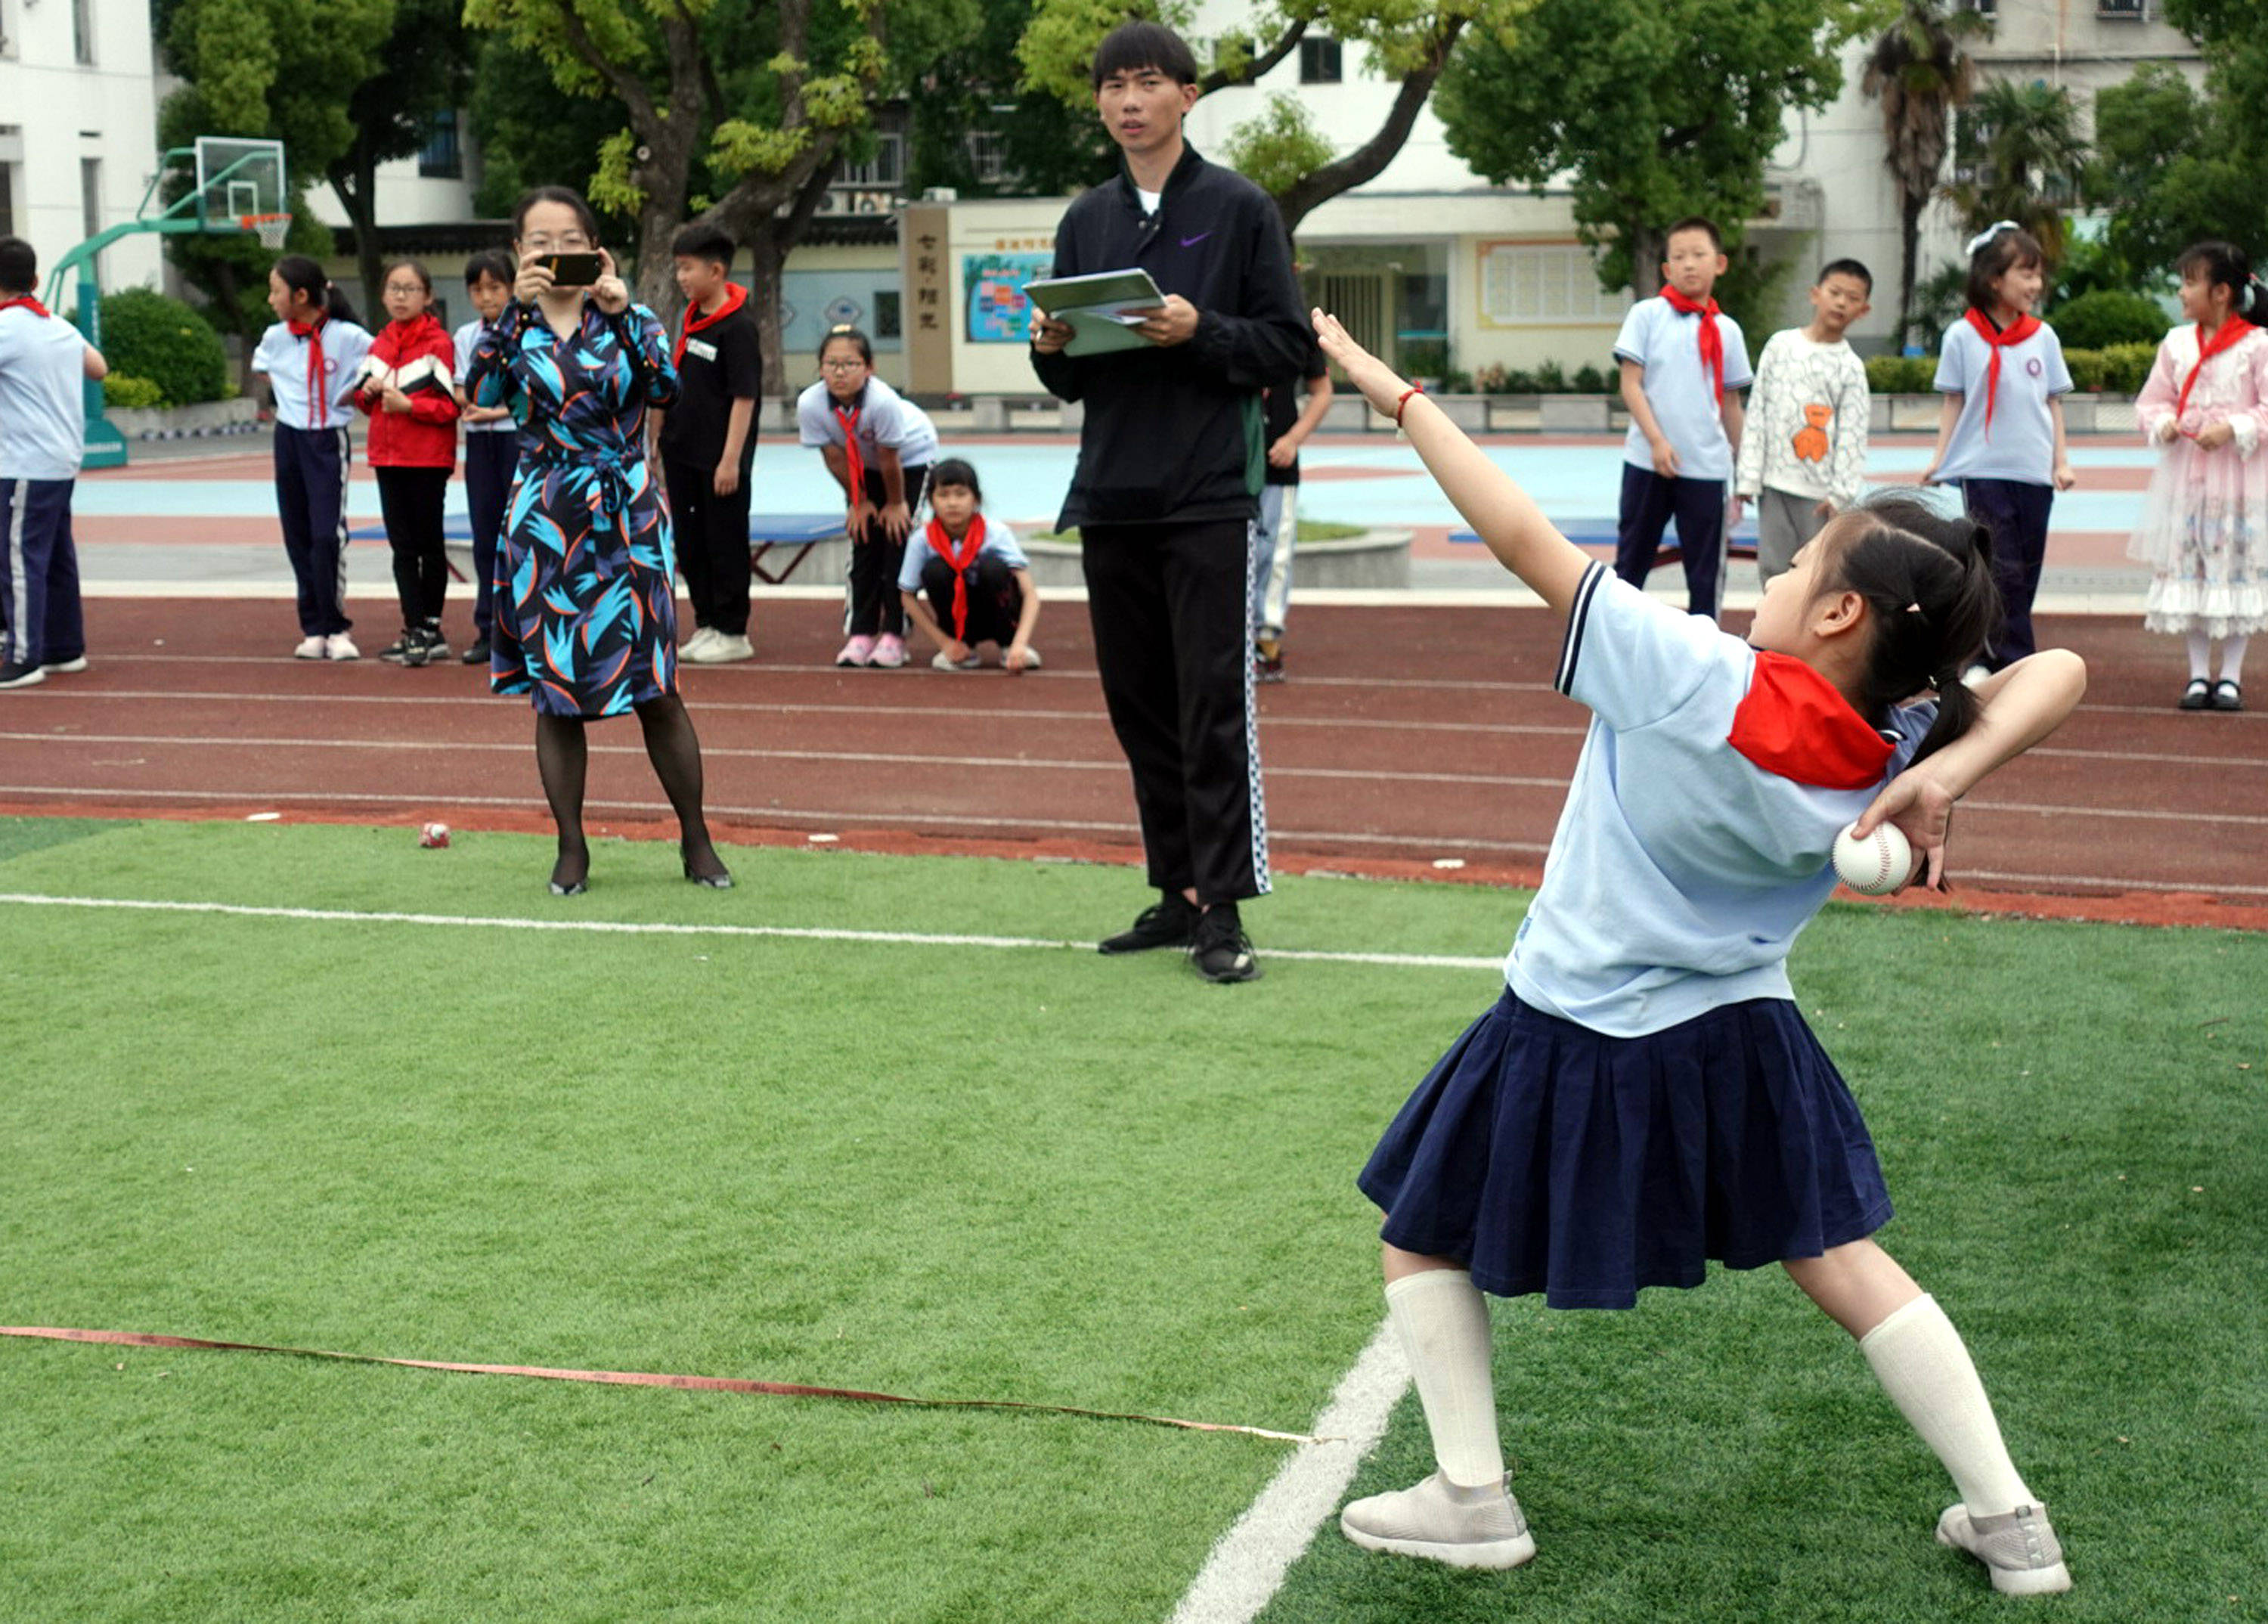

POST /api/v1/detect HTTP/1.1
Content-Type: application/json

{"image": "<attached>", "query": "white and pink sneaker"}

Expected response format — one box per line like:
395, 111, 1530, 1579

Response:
870, 633, 908, 668
835, 634, 876, 668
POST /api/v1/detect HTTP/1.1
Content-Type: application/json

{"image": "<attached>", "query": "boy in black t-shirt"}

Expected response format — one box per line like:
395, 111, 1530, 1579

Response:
1252, 342, 1331, 681
658, 224, 761, 663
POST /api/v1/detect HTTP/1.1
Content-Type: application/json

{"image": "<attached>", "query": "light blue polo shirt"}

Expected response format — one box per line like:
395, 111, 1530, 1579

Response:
1932, 318, 2071, 485
0, 305, 88, 479
796, 375, 940, 468
251, 318, 373, 430
1616, 296, 1753, 481
897, 516, 1030, 593
1508, 564, 1934, 1037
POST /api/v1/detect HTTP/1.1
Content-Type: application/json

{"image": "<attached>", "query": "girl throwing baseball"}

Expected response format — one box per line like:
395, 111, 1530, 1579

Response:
1312, 308, 2086, 1595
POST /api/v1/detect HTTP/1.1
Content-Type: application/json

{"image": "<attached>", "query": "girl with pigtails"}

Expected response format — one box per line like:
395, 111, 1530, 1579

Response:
1309, 305, 2087, 1596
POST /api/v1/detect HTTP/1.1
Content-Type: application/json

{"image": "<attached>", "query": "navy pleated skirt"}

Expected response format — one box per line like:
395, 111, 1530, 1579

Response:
1359, 990, 1892, 1309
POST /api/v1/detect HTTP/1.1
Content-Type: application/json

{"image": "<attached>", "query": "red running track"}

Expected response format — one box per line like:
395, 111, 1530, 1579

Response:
4, 596, 2264, 930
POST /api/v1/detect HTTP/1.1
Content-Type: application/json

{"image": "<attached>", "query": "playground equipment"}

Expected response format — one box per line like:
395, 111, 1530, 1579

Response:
41, 138, 289, 469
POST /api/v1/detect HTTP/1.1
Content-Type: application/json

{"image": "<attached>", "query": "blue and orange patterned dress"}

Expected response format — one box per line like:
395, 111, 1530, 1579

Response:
467, 302, 680, 717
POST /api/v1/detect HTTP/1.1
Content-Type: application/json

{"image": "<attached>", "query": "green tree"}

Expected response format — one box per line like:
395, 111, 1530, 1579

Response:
1433, 0, 1869, 299
1943, 79, 2087, 265
1859, 0, 1985, 348
329, 0, 472, 313
2090, 63, 2267, 276
906, 0, 1117, 198
1019, 0, 1529, 237
466, 0, 979, 394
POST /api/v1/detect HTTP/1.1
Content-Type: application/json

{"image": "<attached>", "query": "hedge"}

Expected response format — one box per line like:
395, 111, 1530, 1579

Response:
101, 375, 164, 409
97, 287, 231, 408
1868, 345, 2155, 397
2047, 290, 2169, 351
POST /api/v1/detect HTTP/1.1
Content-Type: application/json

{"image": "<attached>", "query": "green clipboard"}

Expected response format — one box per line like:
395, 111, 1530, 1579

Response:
1024, 268, 1166, 357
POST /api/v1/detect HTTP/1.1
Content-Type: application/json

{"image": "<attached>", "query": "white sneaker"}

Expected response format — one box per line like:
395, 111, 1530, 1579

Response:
324, 633, 361, 661
683, 626, 720, 658
1936, 1503, 2071, 1595
294, 637, 327, 660
870, 632, 909, 668
42, 655, 89, 674
1011, 646, 1043, 671
1340, 1473, 1535, 1570
931, 649, 981, 671
689, 632, 754, 664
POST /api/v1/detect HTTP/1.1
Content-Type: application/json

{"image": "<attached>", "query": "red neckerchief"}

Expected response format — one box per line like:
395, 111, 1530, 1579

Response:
924, 516, 989, 641
1659, 284, 1724, 401
2176, 315, 2257, 424
288, 315, 330, 427
674, 282, 747, 365
0, 296, 51, 319
833, 393, 866, 494
1727, 652, 1895, 791
1963, 307, 2043, 438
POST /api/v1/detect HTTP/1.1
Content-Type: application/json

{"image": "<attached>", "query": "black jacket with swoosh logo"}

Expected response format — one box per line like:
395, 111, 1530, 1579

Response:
1032, 144, 1311, 529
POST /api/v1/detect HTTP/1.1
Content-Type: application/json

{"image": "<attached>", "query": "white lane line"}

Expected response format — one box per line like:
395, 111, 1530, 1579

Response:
1167, 1319, 1408, 1624
0, 894, 1506, 971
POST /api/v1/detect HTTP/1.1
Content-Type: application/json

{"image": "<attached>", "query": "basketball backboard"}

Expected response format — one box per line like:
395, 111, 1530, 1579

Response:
191, 137, 287, 230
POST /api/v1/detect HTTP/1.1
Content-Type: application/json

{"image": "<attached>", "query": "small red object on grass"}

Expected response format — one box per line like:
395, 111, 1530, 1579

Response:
419, 823, 451, 849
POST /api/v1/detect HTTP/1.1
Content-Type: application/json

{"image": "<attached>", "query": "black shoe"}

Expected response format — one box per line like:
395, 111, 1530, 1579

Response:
2212, 679, 2245, 711
549, 848, 589, 896
380, 630, 415, 665
683, 843, 733, 888
0, 661, 46, 690
461, 634, 491, 666
1190, 902, 1261, 984
2181, 677, 2211, 710
1098, 892, 1200, 955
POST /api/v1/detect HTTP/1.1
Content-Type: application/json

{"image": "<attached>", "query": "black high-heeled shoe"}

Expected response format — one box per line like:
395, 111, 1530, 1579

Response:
549, 877, 587, 896
682, 845, 733, 889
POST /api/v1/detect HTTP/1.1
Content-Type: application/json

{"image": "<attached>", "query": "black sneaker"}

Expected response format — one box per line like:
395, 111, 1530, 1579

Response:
1190, 902, 1260, 983
379, 630, 415, 665
402, 624, 449, 668
461, 634, 491, 666
0, 660, 45, 690
1098, 891, 1201, 955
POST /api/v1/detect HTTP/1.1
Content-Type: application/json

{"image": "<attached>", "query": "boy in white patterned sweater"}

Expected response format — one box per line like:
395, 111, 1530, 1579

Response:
1737, 260, 1874, 584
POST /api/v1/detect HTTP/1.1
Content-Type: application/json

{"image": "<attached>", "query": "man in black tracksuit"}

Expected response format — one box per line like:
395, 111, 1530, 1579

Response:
1032, 20, 1310, 984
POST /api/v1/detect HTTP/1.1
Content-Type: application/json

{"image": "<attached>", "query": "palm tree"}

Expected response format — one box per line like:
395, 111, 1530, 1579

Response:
1942, 79, 2091, 267
1861, 1, 1988, 348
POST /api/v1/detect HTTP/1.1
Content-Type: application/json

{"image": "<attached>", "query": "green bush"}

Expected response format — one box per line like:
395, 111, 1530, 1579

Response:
2062, 348, 2105, 392
101, 374, 164, 409
2053, 344, 2156, 395
97, 287, 231, 407
2046, 290, 2168, 351
1864, 355, 1938, 394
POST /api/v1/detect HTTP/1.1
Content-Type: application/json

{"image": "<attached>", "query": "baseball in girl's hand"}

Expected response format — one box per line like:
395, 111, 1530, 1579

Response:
1833, 821, 1913, 895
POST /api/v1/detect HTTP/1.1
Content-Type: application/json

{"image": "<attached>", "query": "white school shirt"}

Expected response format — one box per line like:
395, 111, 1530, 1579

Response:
1734, 329, 1870, 510
897, 516, 1031, 594
251, 318, 373, 430
1932, 318, 2071, 485
1615, 296, 1753, 482
796, 375, 940, 469
454, 318, 515, 433
1508, 563, 1933, 1038
0, 304, 89, 479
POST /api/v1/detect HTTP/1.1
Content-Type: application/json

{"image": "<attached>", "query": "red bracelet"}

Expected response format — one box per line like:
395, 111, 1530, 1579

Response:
1394, 383, 1424, 426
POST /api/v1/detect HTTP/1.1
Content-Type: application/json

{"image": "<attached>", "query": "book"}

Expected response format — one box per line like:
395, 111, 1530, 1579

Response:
355, 354, 454, 397
1024, 268, 1167, 358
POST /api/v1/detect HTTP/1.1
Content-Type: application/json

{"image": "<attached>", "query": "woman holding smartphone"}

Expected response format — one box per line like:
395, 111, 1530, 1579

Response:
464, 184, 732, 895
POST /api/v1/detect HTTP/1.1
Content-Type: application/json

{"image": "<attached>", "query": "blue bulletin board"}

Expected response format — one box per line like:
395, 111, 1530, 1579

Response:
965, 252, 1053, 343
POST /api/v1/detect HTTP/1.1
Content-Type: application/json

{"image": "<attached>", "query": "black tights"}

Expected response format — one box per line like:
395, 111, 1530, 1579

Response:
534, 695, 726, 889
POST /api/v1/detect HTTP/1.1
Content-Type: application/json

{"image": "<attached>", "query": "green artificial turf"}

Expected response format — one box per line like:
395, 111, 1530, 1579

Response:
1, 817, 2261, 1622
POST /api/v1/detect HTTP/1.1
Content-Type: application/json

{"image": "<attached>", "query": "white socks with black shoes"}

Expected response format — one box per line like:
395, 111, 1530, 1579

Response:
1340, 1268, 1535, 1570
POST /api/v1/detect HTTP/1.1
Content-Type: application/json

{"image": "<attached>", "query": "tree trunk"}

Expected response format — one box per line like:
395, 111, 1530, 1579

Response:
330, 150, 384, 321
1897, 188, 1923, 351
1627, 225, 1666, 305
746, 228, 792, 402
1273, 20, 1467, 239
714, 144, 843, 398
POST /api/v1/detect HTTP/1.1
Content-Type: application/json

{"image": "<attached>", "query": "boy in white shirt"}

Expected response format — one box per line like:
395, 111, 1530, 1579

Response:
0, 237, 108, 689
1736, 260, 1874, 585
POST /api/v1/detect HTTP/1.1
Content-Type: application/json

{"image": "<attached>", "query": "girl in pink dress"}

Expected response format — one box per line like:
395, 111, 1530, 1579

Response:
2129, 240, 2268, 711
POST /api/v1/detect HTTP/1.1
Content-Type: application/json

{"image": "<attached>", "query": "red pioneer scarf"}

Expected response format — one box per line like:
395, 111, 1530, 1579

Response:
289, 316, 330, 427
925, 516, 989, 641
1727, 652, 1895, 791
0, 296, 52, 319
1963, 307, 2043, 438
2175, 315, 2257, 426
833, 398, 866, 497
1659, 284, 1725, 401
674, 281, 748, 366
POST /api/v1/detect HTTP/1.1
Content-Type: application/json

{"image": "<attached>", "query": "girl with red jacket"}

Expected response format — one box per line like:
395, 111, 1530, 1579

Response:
358, 259, 463, 666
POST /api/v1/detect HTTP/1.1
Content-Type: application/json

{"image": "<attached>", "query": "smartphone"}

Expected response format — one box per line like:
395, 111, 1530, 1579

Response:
539, 252, 605, 287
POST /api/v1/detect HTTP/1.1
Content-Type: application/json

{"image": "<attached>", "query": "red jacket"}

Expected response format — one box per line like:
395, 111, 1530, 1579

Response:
356, 313, 460, 468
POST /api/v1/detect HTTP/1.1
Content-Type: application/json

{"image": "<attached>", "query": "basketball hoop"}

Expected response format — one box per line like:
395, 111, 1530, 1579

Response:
240, 212, 292, 250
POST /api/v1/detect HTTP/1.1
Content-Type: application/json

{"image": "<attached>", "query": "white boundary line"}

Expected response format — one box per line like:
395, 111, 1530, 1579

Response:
1167, 1318, 1408, 1624
0, 894, 1508, 970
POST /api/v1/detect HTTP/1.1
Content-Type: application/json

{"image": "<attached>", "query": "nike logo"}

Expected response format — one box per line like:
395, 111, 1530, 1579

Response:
1181, 232, 1211, 247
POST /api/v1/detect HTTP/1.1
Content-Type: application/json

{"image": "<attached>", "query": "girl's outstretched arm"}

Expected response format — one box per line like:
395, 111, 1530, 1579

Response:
1312, 309, 1591, 617
1854, 648, 2088, 888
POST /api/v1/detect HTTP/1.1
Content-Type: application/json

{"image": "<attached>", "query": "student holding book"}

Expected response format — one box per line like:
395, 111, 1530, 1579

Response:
357, 258, 462, 667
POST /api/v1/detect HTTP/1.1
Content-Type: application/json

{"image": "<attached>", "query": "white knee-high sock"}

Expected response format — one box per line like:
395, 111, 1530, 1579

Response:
1859, 1294, 2034, 1515
2188, 633, 2214, 682
2221, 634, 2248, 684
1385, 1269, 1504, 1487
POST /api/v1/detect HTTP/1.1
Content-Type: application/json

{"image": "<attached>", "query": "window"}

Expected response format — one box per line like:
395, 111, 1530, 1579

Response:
874, 290, 902, 340
1478, 242, 1628, 327
72, 0, 94, 64
1957, 0, 1995, 13
964, 131, 1009, 185
2, 0, 17, 60
1299, 37, 1342, 84
2095, 0, 2143, 14
840, 133, 903, 189
81, 157, 102, 240
417, 110, 463, 179
0, 164, 16, 238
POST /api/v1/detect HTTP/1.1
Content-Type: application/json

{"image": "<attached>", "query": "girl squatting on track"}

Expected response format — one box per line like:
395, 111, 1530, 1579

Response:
1312, 308, 2087, 1596
2128, 240, 2268, 712
253, 257, 373, 661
